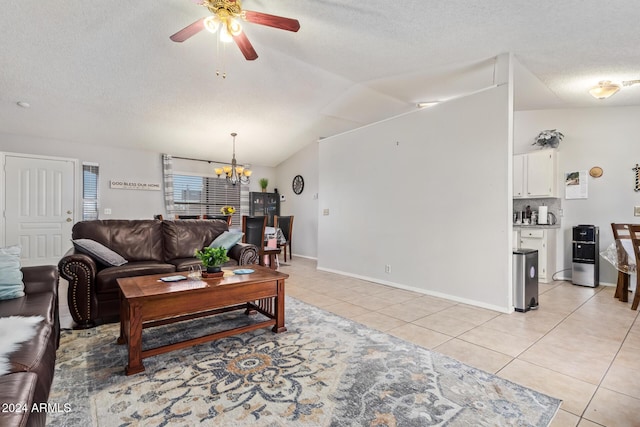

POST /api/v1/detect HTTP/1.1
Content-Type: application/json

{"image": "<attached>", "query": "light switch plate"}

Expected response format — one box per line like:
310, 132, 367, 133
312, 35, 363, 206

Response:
634, 206, 640, 216
323, 209, 329, 216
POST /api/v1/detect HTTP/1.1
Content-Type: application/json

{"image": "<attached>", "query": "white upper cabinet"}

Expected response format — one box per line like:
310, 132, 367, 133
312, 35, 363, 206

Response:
513, 150, 558, 198
513, 154, 525, 197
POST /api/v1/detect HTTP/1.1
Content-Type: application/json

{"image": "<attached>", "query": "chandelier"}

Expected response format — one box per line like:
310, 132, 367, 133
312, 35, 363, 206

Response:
214, 132, 251, 185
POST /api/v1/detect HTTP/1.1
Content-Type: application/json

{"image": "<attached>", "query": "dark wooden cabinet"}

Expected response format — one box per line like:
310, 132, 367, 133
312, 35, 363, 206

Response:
249, 192, 280, 226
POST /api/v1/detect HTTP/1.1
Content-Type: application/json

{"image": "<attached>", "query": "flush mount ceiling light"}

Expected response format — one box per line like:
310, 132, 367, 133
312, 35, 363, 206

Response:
416, 101, 440, 108
589, 79, 640, 99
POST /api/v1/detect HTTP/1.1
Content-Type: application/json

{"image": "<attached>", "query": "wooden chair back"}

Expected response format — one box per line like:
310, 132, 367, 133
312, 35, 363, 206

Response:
628, 224, 640, 310
175, 214, 201, 219
203, 215, 232, 226
275, 215, 294, 261
242, 216, 267, 248
275, 216, 294, 241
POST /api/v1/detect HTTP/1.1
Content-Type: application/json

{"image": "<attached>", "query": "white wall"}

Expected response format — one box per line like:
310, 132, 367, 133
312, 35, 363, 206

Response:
514, 106, 640, 285
318, 85, 513, 312
1, 133, 165, 219
0, 133, 276, 221
275, 142, 319, 258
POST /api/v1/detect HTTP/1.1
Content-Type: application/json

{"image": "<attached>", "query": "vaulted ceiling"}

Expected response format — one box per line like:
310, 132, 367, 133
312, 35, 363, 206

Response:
1, 1, 639, 166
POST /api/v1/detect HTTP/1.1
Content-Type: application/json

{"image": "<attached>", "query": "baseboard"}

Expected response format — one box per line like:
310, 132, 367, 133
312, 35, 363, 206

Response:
316, 266, 512, 314
290, 253, 317, 261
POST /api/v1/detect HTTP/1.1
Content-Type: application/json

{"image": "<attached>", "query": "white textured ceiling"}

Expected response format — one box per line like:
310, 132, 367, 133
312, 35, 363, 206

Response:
1, 1, 639, 166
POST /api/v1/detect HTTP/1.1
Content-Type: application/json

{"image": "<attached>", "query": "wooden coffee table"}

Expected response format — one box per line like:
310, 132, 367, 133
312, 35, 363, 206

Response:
116, 266, 289, 375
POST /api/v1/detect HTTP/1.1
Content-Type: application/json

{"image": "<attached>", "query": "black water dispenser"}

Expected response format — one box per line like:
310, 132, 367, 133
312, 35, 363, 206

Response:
572, 225, 599, 287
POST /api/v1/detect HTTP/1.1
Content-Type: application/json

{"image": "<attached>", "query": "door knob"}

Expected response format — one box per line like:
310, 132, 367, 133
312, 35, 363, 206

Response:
66, 218, 72, 222
67, 210, 72, 214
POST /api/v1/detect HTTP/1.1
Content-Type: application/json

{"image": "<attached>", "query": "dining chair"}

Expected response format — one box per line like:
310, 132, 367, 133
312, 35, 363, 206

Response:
265, 236, 280, 269
628, 224, 640, 310
203, 214, 232, 226
175, 214, 201, 219
242, 216, 281, 269
274, 215, 294, 262
611, 223, 633, 302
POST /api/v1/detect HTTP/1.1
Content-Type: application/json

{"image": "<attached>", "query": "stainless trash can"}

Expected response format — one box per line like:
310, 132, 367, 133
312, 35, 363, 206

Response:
513, 249, 539, 312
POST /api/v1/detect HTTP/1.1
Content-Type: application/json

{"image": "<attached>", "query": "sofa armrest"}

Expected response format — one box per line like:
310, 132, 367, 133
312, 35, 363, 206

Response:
57, 248, 99, 328
21, 265, 59, 295
228, 242, 258, 265
0, 372, 37, 427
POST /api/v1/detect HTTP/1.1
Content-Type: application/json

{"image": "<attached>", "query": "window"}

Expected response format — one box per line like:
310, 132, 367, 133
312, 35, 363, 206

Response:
82, 163, 99, 220
172, 173, 247, 226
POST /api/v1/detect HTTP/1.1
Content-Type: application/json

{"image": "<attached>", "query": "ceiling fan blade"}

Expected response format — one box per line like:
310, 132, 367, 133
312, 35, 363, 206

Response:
243, 10, 300, 32
233, 32, 258, 60
170, 18, 206, 42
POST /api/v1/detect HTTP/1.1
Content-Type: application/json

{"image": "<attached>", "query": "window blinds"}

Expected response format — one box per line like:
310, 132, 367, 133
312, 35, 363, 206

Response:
172, 174, 246, 225
82, 163, 99, 220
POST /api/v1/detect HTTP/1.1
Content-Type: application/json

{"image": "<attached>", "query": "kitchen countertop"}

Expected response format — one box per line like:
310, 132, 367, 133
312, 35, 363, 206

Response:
513, 224, 560, 229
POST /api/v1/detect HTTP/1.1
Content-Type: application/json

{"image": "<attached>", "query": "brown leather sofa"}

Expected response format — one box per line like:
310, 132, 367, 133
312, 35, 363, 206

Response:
0, 265, 60, 427
58, 219, 258, 328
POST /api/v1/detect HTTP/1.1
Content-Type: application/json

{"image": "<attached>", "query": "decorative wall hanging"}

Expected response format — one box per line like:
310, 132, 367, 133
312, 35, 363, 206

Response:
589, 166, 603, 178
565, 170, 588, 199
110, 181, 161, 191
634, 164, 640, 191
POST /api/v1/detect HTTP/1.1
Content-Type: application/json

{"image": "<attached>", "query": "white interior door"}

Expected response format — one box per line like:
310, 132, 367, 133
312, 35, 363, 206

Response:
4, 155, 76, 266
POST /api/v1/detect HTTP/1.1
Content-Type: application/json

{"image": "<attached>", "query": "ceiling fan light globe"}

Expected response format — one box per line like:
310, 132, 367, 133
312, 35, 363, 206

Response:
219, 24, 233, 43
228, 19, 243, 36
204, 16, 220, 33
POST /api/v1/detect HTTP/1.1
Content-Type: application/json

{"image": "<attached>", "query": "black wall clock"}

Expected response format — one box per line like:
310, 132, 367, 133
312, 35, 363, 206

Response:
292, 175, 304, 194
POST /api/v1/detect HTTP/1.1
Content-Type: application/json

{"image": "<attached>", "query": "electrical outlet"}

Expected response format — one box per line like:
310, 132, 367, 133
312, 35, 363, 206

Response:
558, 209, 563, 217
385, 264, 391, 274
104, 208, 112, 215
634, 206, 640, 216
323, 209, 329, 216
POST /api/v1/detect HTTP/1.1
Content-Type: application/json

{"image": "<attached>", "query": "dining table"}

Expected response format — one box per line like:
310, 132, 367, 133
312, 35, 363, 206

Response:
601, 239, 637, 274
601, 239, 637, 305
265, 226, 287, 245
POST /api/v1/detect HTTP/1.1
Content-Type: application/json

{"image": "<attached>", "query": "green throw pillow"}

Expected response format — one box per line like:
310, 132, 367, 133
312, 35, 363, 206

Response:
0, 245, 25, 300
209, 231, 244, 250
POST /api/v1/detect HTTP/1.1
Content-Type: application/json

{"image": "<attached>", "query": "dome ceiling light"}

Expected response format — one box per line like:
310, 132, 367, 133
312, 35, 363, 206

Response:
589, 79, 640, 99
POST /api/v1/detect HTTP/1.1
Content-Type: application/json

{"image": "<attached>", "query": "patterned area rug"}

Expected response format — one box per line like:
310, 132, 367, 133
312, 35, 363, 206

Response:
48, 297, 560, 426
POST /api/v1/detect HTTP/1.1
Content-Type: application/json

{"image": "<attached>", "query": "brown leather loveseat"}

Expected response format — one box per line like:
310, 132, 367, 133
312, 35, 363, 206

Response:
0, 265, 60, 427
58, 219, 258, 328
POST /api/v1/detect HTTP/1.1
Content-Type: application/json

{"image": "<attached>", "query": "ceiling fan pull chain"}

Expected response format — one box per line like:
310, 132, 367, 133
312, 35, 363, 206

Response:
214, 35, 226, 78
221, 41, 227, 78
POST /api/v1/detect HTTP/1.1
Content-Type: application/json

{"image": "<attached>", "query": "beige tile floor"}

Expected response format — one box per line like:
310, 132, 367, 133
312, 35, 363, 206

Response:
281, 258, 640, 427
59, 258, 640, 426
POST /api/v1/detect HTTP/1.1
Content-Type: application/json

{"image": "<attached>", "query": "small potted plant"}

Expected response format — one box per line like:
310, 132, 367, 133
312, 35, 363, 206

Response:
194, 246, 229, 276
532, 129, 564, 149
259, 178, 269, 192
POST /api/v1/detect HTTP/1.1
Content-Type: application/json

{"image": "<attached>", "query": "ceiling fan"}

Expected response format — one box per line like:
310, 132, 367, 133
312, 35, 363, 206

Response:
170, 0, 300, 61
